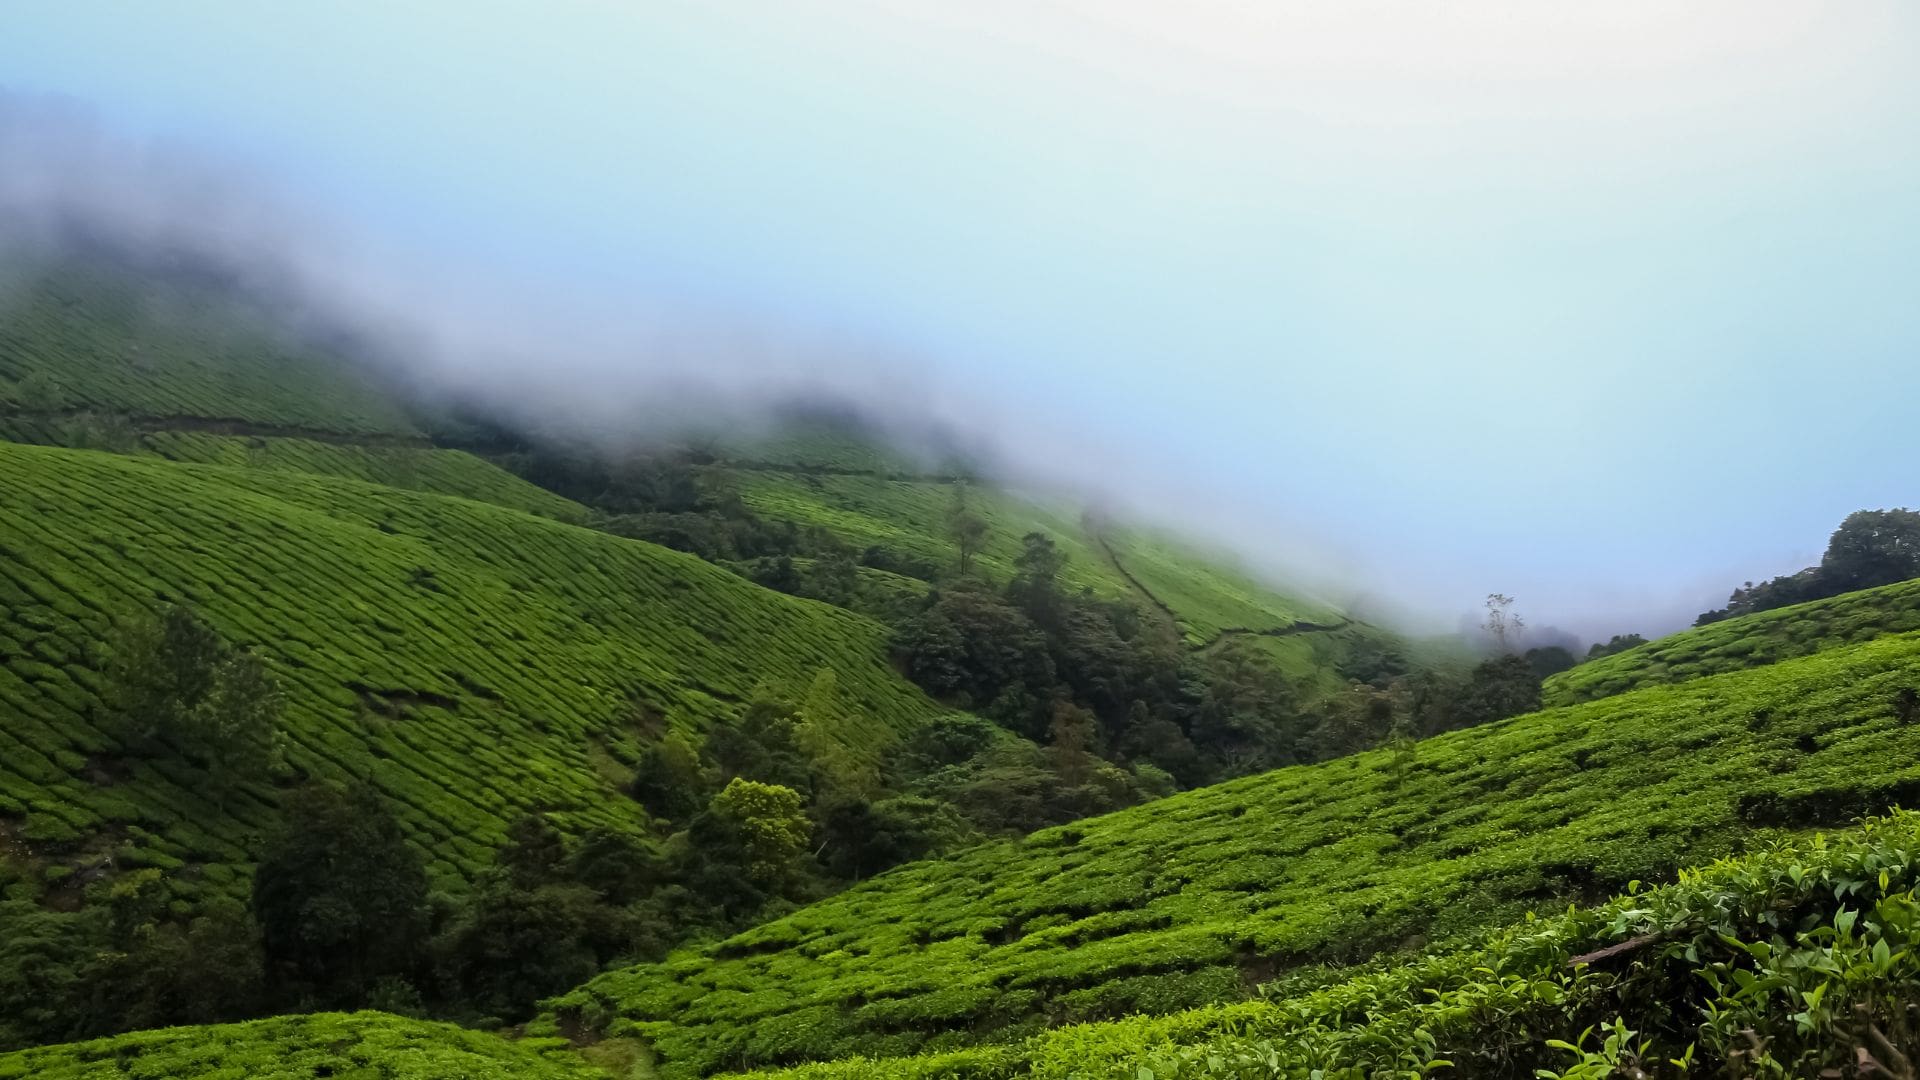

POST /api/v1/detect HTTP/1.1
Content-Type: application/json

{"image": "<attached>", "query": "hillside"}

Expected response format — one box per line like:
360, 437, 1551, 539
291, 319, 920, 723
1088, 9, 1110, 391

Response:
1545, 575, 1920, 706
0, 439, 946, 905
552, 627, 1920, 1075
732, 809, 1920, 1079
0, 1011, 600, 1080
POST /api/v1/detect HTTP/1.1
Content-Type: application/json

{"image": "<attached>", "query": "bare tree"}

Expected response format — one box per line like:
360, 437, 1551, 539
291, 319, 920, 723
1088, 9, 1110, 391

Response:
1483, 593, 1524, 654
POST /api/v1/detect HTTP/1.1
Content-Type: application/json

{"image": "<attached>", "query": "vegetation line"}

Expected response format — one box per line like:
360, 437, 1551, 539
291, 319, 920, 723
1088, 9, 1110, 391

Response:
0, 406, 434, 447
1090, 531, 1182, 634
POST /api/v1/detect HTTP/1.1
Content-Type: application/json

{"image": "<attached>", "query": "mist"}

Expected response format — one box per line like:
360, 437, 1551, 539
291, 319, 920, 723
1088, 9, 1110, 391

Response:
5, 0, 1920, 645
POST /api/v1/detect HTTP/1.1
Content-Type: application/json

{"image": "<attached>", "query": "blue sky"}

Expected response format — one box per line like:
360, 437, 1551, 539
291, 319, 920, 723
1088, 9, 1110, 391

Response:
4, 2, 1918, 636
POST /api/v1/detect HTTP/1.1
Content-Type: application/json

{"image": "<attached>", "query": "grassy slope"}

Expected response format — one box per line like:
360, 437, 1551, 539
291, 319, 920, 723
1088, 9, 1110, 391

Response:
739, 810, 1920, 1080
0, 1011, 599, 1080
0, 260, 420, 437
555, 629, 1920, 1076
136, 431, 589, 522
1545, 576, 1920, 706
0, 441, 946, 906
732, 470, 1341, 649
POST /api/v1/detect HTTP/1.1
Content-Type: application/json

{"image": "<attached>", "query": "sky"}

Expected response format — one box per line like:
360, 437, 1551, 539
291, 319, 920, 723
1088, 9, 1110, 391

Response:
3, 1, 1918, 638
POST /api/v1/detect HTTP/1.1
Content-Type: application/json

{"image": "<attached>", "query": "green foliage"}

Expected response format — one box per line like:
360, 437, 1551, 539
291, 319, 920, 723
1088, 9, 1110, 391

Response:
736, 811, 1920, 1079
1546, 575, 1920, 705
138, 432, 589, 521
553, 631, 1920, 1075
1696, 508, 1920, 626
0, 260, 422, 437
252, 781, 429, 1006
703, 778, 813, 887
105, 605, 284, 786
0, 1011, 601, 1079
0, 439, 945, 914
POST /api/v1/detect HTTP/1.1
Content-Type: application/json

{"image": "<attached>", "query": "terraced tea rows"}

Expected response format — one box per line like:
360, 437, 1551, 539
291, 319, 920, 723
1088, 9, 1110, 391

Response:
137, 431, 587, 521
1545, 576, 1920, 705
734, 810, 1920, 1079
0, 441, 946, 904
0, 1011, 599, 1080
553, 630, 1920, 1076
732, 470, 1340, 645
0, 261, 420, 438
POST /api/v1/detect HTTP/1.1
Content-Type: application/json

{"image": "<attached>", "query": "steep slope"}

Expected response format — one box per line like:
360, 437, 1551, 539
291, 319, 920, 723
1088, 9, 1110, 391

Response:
737, 810, 1920, 1079
554, 629, 1920, 1075
0, 1011, 600, 1080
0, 440, 946, 907
0, 257, 419, 438
1545, 575, 1920, 706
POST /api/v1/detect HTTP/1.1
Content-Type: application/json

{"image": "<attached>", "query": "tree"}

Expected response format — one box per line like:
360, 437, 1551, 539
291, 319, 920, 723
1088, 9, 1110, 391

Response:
1587, 634, 1648, 660
688, 778, 812, 910
251, 780, 429, 1007
1482, 594, 1524, 654
105, 606, 282, 791
1523, 645, 1577, 680
1007, 532, 1067, 626
1453, 655, 1542, 728
631, 732, 707, 822
1821, 509, 1920, 593
946, 484, 990, 577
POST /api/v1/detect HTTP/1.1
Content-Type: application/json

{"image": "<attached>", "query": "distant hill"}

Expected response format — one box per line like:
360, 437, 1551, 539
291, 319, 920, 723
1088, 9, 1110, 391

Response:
1545, 575, 1920, 705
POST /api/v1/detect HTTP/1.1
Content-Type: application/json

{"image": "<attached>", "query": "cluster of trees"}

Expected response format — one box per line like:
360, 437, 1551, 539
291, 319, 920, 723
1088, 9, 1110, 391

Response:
891, 537, 1551, 807
1697, 509, 1920, 625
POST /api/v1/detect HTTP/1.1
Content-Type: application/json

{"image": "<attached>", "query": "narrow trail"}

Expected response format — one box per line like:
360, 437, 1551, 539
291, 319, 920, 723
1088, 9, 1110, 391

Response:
0, 407, 433, 447
1199, 617, 1357, 656
1091, 529, 1184, 634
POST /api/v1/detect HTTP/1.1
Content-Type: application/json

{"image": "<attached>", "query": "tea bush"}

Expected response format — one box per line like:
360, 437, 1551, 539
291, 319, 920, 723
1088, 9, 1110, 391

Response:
738, 810, 1920, 1079
0, 1011, 600, 1079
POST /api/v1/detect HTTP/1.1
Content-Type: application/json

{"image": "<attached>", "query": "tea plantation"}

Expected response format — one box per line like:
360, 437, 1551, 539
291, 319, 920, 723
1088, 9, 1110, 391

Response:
734, 810, 1920, 1079
0, 259, 421, 438
1544, 576, 1920, 706
0, 440, 946, 904
0, 1011, 600, 1079
136, 431, 588, 521
552, 628, 1920, 1075
732, 470, 1343, 646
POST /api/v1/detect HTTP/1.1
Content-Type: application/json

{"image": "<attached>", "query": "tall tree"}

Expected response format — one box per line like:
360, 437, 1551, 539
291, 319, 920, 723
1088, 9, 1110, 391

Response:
946, 483, 990, 577
251, 780, 429, 1007
1821, 509, 1920, 593
105, 606, 282, 796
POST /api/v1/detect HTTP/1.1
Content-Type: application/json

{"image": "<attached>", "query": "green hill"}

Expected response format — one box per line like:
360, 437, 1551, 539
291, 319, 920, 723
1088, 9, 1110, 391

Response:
733, 809, 1920, 1079
1545, 576, 1920, 706
552, 628, 1920, 1075
0, 439, 945, 905
0, 1011, 599, 1080
0, 257, 419, 439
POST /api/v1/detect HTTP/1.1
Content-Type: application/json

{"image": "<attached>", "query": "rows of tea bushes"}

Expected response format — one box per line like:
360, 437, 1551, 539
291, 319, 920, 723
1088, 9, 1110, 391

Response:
0, 441, 945, 906
551, 630, 1920, 1075
737, 810, 1920, 1079
732, 470, 1342, 644
0, 1011, 600, 1079
1545, 576, 1920, 705
0, 259, 421, 438
136, 431, 588, 521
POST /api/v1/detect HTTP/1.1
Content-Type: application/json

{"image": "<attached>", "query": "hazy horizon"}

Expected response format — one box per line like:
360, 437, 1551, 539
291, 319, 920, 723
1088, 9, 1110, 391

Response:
4, 2, 1919, 642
